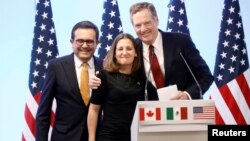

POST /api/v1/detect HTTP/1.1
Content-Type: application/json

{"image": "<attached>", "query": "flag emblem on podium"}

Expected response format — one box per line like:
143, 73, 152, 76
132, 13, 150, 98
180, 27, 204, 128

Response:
166, 107, 188, 120
193, 106, 215, 120
139, 107, 161, 121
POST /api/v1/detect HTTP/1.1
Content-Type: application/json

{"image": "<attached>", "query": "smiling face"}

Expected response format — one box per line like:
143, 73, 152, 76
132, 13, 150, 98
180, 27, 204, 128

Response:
71, 28, 98, 62
131, 9, 159, 45
115, 38, 137, 72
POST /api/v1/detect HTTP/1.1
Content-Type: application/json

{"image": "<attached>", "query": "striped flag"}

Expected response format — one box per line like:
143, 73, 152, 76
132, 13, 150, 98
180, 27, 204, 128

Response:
166, 107, 188, 120
97, 0, 123, 60
210, 0, 250, 125
193, 106, 215, 120
166, 0, 189, 34
139, 107, 161, 121
22, 0, 58, 140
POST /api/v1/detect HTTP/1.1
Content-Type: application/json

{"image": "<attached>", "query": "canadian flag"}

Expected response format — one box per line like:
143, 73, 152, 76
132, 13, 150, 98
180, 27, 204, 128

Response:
139, 107, 161, 121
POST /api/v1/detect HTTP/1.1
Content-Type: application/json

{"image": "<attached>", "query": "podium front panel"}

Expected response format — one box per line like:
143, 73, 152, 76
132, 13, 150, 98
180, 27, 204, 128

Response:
131, 100, 215, 141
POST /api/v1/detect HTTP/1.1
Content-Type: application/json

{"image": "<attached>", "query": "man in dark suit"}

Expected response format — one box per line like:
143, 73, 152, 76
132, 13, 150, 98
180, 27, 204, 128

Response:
129, 2, 213, 100
36, 21, 102, 141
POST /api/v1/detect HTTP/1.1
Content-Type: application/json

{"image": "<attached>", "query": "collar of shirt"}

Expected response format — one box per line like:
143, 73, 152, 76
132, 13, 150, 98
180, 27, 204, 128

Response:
74, 54, 95, 94
142, 31, 165, 87
74, 55, 95, 69
142, 31, 163, 61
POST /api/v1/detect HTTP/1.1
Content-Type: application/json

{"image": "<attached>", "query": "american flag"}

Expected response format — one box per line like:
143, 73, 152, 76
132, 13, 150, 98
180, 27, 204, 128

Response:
97, 0, 123, 60
22, 0, 58, 140
210, 0, 250, 125
166, 0, 189, 34
193, 106, 215, 120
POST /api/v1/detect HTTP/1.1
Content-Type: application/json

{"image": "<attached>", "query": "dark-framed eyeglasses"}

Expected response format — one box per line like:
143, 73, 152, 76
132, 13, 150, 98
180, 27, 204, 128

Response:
75, 39, 95, 46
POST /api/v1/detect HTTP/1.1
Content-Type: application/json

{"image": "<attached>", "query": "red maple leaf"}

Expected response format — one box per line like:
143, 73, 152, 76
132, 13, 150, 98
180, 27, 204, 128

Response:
146, 110, 154, 117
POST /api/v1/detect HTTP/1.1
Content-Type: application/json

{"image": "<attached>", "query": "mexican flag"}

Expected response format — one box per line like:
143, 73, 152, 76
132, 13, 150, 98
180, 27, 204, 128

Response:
166, 107, 188, 120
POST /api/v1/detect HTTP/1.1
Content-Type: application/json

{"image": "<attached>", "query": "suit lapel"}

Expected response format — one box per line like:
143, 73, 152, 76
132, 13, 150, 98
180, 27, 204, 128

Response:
93, 56, 103, 73
161, 30, 174, 85
61, 55, 103, 107
61, 54, 84, 105
137, 40, 148, 80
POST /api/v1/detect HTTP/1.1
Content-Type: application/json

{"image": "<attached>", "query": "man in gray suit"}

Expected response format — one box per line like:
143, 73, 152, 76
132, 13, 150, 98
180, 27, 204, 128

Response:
36, 21, 102, 141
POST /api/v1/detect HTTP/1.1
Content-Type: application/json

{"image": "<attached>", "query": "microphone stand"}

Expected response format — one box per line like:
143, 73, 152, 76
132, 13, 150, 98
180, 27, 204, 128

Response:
179, 52, 203, 99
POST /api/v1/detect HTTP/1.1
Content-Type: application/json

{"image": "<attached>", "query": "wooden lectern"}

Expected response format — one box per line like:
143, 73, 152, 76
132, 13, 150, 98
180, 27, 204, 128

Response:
131, 100, 215, 141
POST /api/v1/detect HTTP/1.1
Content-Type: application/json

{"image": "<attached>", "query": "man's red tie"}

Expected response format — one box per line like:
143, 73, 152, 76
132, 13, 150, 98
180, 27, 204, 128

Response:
149, 45, 165, 88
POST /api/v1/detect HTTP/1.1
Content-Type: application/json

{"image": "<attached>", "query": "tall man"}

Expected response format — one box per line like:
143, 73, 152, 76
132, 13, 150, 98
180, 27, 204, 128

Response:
36, 21, 102, 141
129, 2, 213, 99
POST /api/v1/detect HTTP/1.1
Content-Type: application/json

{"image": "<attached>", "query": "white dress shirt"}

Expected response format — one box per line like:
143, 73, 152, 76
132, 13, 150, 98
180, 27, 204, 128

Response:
74, 54, 95, 95
143, 31, 165, 87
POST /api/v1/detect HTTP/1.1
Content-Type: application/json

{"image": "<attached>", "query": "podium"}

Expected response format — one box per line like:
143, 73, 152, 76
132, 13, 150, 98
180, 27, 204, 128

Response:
131, 100, 215, 141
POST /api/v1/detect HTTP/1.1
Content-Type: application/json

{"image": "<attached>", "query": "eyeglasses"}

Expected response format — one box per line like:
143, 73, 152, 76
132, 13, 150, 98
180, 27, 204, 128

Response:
75, 39, 95, 46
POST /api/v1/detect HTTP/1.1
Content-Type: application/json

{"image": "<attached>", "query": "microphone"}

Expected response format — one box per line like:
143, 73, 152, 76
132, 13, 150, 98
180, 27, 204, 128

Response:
144, 65, 151, 101
178, 49, 203, 99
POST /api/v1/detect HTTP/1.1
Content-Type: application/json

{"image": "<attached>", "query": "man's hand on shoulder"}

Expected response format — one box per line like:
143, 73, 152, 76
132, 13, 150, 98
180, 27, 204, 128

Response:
89, 75, 101, 89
